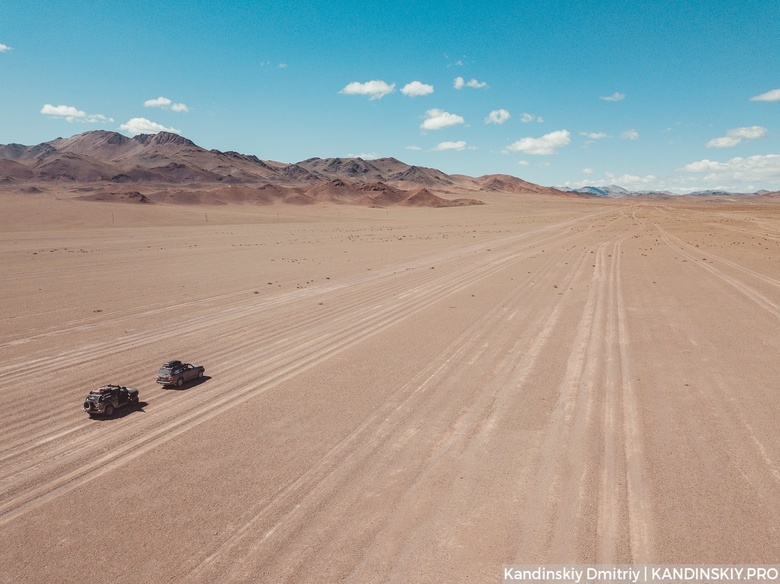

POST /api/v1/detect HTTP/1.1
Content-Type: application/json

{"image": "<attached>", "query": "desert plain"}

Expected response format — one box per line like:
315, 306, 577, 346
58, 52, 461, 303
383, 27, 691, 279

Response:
1, 188, 780, 583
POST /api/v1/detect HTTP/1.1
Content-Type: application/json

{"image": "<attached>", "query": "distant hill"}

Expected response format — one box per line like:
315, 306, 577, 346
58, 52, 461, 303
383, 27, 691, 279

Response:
0, 130, 567, 206
559, 184, 770, 197
557, 185, 637, 197
455, 174, 569, 195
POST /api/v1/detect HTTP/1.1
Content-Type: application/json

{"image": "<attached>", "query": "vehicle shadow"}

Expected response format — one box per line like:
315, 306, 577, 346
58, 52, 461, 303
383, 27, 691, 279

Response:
88, 401, 149, 420
164, 375, 212, 391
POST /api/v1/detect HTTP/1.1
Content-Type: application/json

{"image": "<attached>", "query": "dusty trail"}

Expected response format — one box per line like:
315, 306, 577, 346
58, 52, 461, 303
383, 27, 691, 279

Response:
0, 210, 608, 522
1, 199, 779, 582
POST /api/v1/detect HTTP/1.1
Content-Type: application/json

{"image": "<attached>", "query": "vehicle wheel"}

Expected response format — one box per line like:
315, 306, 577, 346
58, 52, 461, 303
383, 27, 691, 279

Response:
104, 404, 114, 417
131, 395, 139, 405
176, 377, 184, 388
83, 401, 90, 411
197, 370, 204, 378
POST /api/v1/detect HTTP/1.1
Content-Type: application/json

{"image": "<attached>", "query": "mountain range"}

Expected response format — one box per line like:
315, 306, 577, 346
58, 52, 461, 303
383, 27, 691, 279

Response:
558, 184, 779, 198
4, 131, 775, 205
0, 130, 566, 207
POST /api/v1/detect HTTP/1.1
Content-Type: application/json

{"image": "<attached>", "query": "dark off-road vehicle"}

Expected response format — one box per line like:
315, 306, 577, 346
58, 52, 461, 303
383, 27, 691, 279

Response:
83, 385, 139, 416
156, 360, 205, 388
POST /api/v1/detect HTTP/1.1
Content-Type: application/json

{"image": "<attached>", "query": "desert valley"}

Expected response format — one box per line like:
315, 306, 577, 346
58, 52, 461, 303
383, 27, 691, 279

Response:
1, 131, 780, 582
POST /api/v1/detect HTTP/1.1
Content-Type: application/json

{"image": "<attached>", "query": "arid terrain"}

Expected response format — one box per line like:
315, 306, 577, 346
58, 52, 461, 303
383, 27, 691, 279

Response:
1, 185, 780, 583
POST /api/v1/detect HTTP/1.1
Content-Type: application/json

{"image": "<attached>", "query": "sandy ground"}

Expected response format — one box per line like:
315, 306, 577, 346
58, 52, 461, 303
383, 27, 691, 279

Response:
1, 190, 779, 583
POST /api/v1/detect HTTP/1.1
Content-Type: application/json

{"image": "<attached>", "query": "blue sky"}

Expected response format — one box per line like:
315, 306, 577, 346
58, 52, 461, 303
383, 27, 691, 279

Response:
1, 0, 779, 193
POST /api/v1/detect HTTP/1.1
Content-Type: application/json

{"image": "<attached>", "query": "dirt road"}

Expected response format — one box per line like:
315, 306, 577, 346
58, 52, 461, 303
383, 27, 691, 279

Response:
1, 196, 779, 582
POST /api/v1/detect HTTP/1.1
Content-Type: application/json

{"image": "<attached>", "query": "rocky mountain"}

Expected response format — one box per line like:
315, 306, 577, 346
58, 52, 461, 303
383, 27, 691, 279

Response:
455, 174, 568, 195
687, 190, 739, 196
0, 130, 563, 206
560, 184, 774, 198
558, 185, 633, 198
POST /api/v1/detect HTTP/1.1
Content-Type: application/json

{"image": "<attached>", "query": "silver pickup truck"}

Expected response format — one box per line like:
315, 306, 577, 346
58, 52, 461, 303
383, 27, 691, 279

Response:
156, 360, 205, 388
83, 385, 139, 416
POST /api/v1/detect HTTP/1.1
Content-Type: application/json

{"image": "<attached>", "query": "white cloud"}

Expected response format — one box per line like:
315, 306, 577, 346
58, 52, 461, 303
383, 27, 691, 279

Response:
520, 113, 543, 123
346, 152, 378, 160
420, 108, 465, 131
145, 96, 172, 108
730, 126, 767, 140
279, 63, 287, 68
517, 160, 530, 167
682, 160, 729, 172
119, 117, 181, 135
41, 104, 85, 119
580, 132, 608, 140
453, 76, 488, 89
40, 103, 113, 123
444, 53, 467, 68
706, 126, 767, 148
606, 174, 657, 187
406, 145, 422, 151
621, 129, 639, 140
340, 80, 395, 100
706, 136, 741, 149
749, 89, 780, 102
401, 81, 434, 97
0, 43, 11, 53
679, 154, 780, 183
145, 96, 190, 112
601, 92, 626, 102
433, 141, 467, 151
485, 109, 510, 125
505, 130, 571, 155
563, 173, 657, 190
562, 155, 780, 193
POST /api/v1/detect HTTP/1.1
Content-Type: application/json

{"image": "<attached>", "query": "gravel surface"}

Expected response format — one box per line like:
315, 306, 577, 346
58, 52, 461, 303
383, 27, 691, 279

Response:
1, 192, 779, 582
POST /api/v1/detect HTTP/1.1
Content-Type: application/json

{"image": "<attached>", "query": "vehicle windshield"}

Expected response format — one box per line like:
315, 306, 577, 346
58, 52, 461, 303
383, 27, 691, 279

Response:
158, 367, 172, 375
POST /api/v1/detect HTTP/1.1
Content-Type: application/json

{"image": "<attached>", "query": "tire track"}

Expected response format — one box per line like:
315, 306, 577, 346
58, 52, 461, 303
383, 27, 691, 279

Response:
661, 225, 780, 288
514, 240, 609, 562
656, 225, 780, 320
0, 212, 621, 526
512, 210, 653, 563
184, 222, 603, 583
614, 227, 654, 563
0, 217, 589, 447
0, 210, 608, 377
0, 211, 608, 441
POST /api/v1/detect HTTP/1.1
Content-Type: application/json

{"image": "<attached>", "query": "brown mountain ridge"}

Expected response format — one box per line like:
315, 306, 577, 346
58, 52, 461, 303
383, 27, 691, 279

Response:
0, 130, 565, 206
